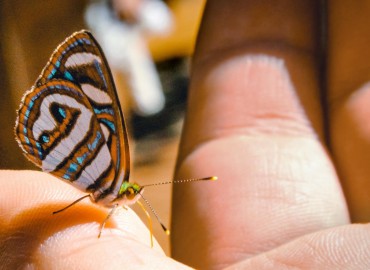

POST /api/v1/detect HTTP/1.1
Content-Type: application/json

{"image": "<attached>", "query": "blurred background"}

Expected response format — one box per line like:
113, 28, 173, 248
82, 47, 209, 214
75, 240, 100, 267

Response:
0, 0, 205, 254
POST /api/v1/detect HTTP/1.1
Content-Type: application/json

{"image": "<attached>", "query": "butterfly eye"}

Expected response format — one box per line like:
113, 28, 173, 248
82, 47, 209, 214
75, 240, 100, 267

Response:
50, 103, 66, 123
126, 188, 137, 199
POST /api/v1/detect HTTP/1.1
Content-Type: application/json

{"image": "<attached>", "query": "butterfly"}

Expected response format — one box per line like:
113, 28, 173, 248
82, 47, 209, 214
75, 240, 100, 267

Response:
14, 30, 216, 246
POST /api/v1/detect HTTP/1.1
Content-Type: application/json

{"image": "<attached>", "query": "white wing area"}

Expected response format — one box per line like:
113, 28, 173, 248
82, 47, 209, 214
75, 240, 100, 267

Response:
31, 89, 114, 192
34, 94, 92, 172
81, 83, 112, 105
74, 144, 112, 190
65, 52, 101, 68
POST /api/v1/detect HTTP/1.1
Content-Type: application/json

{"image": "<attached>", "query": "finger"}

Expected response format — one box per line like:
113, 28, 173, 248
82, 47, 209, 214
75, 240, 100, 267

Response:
224, 224, 370, 269
172, 1, 349, 269
327, 1, 370, 221
177, 0, 325, 159
0, 170, 189, 269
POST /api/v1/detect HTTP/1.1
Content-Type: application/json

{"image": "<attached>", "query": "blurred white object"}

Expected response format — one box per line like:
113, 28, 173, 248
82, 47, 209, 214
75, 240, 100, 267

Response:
85, 0, 173, 116
138, 0, 173, 33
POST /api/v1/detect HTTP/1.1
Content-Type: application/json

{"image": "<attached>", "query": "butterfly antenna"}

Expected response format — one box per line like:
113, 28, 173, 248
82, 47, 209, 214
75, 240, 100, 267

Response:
142, 176, 217, 188
139, 193, 170, 236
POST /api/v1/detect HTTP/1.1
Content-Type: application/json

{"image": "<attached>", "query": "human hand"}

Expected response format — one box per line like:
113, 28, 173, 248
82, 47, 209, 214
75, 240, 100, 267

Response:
172, 1, 370, 269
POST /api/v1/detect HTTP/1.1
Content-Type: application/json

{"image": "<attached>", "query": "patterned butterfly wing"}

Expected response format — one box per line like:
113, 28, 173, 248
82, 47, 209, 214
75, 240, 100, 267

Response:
15, 30, 130, 204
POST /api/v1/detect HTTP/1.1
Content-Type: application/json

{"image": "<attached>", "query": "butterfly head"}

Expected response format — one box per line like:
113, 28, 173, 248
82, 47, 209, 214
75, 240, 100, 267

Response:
116, 182, 144, 205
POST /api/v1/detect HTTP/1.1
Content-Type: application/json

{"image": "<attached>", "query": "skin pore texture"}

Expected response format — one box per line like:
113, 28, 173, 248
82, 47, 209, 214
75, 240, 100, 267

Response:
2, 1, 370, 269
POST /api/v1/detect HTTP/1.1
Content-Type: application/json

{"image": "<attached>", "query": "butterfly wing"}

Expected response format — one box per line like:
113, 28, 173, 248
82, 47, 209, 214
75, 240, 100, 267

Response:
15, 30, 130, 201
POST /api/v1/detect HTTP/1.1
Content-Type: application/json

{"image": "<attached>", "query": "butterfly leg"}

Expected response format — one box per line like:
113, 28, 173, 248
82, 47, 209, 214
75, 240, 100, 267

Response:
98, 203, 119, 238
53, 194, 91, 214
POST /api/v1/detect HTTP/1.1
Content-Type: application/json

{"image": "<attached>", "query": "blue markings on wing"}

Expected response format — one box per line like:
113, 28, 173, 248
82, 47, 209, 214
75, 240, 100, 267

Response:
80, 37, 92, 45
41, 134, 50, 143
23, 99, 37, 154
93, 59, 107, 88
88, 131, 102, 151
100, 119, 116, 133
35, 142, 43, 159
48, 59, 62, 80
24, 100, 33, 119
59, 107, 66, 119
64, 71, 74, 81
68, 162, 78, 173
47, 69, 57, 80
77, 152, 88, 165
93, 107, 114, 115
62, 149, 92, 180
23, 125, 31, 153
77, 157, 84, 164
62, 162, 79, 181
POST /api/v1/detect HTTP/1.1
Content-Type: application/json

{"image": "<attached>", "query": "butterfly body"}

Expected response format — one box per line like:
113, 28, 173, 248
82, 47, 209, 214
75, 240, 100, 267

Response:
15, 30, 136, 208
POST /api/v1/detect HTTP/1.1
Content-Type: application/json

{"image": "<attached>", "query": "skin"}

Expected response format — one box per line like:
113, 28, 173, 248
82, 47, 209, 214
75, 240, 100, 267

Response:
1, 0, 370, 269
